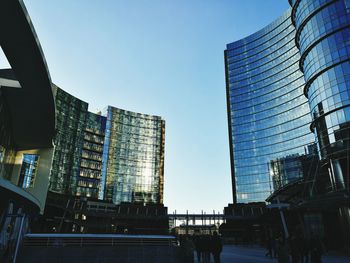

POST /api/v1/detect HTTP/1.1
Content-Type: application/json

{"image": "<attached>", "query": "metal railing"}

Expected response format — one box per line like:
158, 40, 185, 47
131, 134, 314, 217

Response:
23, 234, 178, 247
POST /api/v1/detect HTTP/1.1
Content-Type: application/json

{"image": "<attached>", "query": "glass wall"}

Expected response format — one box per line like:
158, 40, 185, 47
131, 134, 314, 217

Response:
49, 86, 88, 195
225, 10, 315, 203
100, 106, 165, 205
268, 143, 317, 192
290, 0, 350, 192
48, 86, 165, 205
77, 112, 106, 198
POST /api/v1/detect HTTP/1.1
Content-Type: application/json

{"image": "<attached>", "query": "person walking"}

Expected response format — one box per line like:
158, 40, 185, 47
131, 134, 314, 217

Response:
180, 235, 195, 263
202, 235, 211, 262
265, 236, 273, 258
210, 231, 223, 263
193, 235, 203, 262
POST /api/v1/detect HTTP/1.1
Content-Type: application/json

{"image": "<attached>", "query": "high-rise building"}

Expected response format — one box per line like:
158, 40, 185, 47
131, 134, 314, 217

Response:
289, 0, 350, 194
225, 10, 315, 203
50, 85, 88, 195
226, 1, 350, 203
100, 106, 165, 204
1, 0, 166, 235
43, 89, 166, 233
78, 111, 106, 198
49, 86, 165, 205
225, 0, 350, 248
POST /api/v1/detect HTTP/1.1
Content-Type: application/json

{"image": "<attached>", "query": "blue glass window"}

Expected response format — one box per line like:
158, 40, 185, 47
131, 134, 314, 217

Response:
18, 154, 39, 189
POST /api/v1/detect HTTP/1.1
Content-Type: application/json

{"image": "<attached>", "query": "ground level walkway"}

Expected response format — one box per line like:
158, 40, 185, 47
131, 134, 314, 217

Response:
194, 245, 350, 263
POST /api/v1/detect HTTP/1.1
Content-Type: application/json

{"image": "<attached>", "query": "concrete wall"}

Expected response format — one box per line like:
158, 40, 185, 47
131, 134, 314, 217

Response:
18, 246, 182, 263
10, 148, 54, 213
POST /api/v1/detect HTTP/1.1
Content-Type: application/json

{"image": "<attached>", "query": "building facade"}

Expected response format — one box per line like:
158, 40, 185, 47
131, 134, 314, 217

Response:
78, 112, 106, 199
100, 106, 165, 205
0, 0, 56, 255
226, 0, 350, 249
225, 10, 315, 203
1, 0, 166, 236
49, 87, 165, 205
289, 0, 350, 195
49, 85, 88, 195
0, 2, 56, 211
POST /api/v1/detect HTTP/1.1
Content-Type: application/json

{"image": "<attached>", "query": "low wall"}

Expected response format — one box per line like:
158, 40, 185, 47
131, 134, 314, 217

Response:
18, 246, 181, 263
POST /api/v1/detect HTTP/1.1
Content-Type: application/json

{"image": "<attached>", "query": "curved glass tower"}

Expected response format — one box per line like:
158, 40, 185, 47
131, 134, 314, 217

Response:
289, 0, 350, 192
225, 10, 315, 203
50, 87, 165, 205
50, 85, 88, 195
99, 106, 165, 205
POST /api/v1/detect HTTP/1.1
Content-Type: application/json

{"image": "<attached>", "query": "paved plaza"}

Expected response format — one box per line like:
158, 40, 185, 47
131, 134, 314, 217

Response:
194, 245, 350, 263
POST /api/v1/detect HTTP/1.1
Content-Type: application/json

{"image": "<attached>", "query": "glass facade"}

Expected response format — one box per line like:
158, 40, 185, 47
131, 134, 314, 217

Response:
78, 112, 106, 198
269, 155, 304, 191
269, 144, 317, 192
100, 106, 165, 205
49, 86, 88, 195
290, 0, 350, 193
225, 10, 315, 203
49, 87, 165, 204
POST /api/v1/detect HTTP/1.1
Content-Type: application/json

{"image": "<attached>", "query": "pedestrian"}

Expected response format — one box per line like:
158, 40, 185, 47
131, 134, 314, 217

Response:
265, 236, 273, 258
202, 235, 211, 262
180, 235, 195, 263
210, 231, 223, 263
272, 236, 277, 258
193, 235, 203, 262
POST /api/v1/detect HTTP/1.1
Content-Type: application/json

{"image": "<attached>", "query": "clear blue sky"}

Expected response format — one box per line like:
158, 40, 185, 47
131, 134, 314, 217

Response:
0, 0, 289, 213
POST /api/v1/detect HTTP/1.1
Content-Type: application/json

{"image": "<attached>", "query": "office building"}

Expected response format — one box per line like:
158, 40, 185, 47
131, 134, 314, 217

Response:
100, 106, 165, 205
0, 0, 166, 235
48, 88, 165, 205
289, 0, 350, 195
38, 87, 166, 233
225, 10, 315, 203
49, 85, 88, 195
78, 111, 106, 199
225, 0, 350, 249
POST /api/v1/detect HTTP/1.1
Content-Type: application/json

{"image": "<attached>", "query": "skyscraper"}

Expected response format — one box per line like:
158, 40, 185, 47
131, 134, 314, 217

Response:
50, 85, 88, 195
99, 106, 165, 205
49, 86, 165, 205
78, 111, 106, 198
289, 0, 350, 193
225, 10, 315, 203
226, 0, 350, 204
225, 1, 350, 247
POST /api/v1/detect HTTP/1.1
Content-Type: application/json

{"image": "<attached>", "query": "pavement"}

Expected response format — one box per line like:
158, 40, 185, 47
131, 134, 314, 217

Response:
194, 245, 350, 263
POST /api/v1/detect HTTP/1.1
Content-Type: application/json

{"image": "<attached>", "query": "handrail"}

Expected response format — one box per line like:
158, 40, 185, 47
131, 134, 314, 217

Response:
23, 234, 178, 248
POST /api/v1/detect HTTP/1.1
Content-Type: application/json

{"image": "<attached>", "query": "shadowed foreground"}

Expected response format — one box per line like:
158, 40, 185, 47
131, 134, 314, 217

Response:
194, 245, 350, 263
18, 246, 180, 263
16, 234, 180, 263
16, 235, 350, 263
